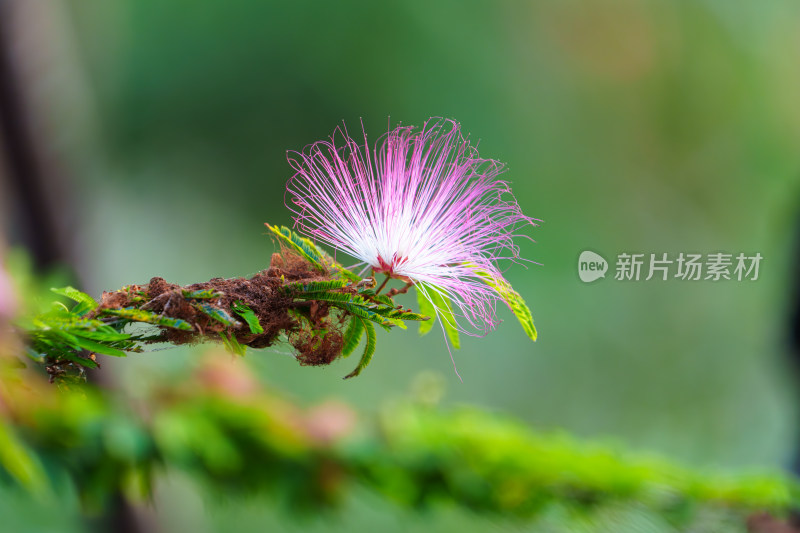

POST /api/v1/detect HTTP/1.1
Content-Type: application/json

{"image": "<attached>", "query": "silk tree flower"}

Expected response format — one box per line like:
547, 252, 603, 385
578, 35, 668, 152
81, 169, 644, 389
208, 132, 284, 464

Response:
286, 118, 538, 338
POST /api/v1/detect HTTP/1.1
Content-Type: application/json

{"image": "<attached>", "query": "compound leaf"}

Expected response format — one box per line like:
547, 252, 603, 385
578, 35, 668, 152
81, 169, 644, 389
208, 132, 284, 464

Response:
231, 301, 264, 334
341, 318, 364, 358
344, 320, 376, 379
471, 268, 537, 342
51, 286, 98, 316
266, 224, 328, 272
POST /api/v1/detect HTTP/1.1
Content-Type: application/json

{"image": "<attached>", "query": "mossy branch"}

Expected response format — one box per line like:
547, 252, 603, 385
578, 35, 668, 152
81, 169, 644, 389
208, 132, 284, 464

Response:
16, 226, 431, 383
12, 224, 541, 384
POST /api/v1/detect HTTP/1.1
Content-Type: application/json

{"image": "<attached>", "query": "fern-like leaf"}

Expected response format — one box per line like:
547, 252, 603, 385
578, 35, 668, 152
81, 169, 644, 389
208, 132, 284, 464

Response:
50, 287, 98, 316
69, 328, 130, 342
50, 286, 97, 308
53, 351, 99, 369
335, 303, 404, 330
341, 318, 364, 358
100, 308, 193, 331
501, 288, 536, 341
293, 289, 422, 329
282, 279, 350, 294
266, 223, 364, 282
182, 289, 223, 300
331, 264, 362, 282
220, 332, 247, 356
265, 224, 328, 272
470, 267, 537, 342
344, 320, 376, 379
294, 290, 369, 306
357, 289, 395, 307
69, 335, 127, 357
195, 303, 239, 327
379, 308, 430, 322
231, 301, 264, 334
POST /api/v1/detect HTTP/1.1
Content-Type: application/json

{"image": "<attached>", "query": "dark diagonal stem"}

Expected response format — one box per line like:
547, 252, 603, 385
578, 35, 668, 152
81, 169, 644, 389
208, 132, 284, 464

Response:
375, 274, 391, 295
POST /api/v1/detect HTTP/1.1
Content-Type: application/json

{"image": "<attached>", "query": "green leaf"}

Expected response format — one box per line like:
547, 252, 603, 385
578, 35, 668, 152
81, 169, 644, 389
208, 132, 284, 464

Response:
182, 289, 223, 299
341, 318, 364, 358
71, 335, 127, 357
23, 347, 44, 363
332, 264, 362, 282
290, 286, 428, 330
48, 329, 82, 350
195, 303, 238, 327
357, 288, 397, 306
503, 289, 537, 342
417, 284, 460, 349
101, 308, 193, 331
344, 320, 376, 379
68, 328, 131, 343
266, 224, 328, 272
295, 290, 420, 323
471, 268, 537, 342
294, 290, 367, 305
335, 302, 404, 330
282, 279, 350, 294
51, 286, 98, 308
416, 288, 436, 337
288, 287, 407, 329
122, 287, 146, 303
54, 350, 99, 369
380, 308, 430, 322
219, 332, 247, 356
231, 301, 264, 334
265, 223, 363, 282
51, 286, 98, 316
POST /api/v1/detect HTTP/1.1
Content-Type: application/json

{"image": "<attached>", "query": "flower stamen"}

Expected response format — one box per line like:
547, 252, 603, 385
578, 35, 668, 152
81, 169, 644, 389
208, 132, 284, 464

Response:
286, 117, 538, 338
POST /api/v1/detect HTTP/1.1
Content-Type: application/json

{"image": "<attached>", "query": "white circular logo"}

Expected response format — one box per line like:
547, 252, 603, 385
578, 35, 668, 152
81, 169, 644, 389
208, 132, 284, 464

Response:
578, 251, 608, 283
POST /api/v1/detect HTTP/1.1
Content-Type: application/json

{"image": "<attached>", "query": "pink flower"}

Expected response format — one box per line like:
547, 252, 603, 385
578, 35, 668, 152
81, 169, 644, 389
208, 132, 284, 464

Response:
286, 118, 537, 335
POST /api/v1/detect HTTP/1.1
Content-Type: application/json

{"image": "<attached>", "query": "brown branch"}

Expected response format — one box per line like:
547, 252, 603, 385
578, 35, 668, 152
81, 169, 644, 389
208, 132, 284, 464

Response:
387, 281, 414, 298
88, 252, 352, 369
374, 274, 391, 295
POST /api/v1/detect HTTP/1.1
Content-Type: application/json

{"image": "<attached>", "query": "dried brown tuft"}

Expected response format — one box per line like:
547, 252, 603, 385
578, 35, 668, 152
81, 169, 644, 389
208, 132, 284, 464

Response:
292, 329, 344, 367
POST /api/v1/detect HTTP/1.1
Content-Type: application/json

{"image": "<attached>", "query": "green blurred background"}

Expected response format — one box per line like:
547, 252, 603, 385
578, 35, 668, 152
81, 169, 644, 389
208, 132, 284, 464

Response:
3, 0, 800, 530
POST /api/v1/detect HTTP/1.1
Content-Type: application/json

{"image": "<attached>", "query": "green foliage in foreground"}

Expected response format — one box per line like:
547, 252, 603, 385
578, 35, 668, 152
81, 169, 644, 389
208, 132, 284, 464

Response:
0, 368, 796, 530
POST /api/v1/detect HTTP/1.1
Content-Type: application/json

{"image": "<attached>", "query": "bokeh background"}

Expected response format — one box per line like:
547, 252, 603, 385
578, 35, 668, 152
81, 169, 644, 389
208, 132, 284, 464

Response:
2, 0, 800, 531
